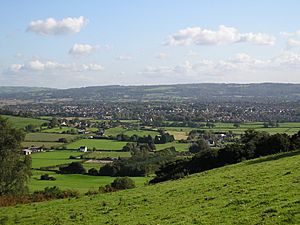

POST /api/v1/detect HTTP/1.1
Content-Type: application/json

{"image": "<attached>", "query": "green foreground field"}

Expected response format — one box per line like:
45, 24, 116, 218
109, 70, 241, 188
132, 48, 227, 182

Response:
2, 151, 299, 224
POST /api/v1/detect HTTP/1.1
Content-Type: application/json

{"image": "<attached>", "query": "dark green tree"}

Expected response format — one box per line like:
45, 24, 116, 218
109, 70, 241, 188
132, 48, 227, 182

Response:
0, 117, 31, 196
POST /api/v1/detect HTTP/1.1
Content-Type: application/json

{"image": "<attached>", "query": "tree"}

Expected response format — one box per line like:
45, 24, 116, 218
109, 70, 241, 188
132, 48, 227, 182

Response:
110, 177, 135, 190
0, 117, 31, 196
59, 162, 86, 174
49, 117, 59, 128
189, 138, 209, 154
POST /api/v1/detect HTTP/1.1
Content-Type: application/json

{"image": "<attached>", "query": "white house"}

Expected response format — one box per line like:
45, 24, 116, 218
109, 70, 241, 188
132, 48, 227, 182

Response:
78, 146, 88, 152
22, 149, 32, 155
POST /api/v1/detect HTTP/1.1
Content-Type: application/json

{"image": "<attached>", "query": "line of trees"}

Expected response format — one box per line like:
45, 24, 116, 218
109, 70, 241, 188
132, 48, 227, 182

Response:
150, 129, 300, 183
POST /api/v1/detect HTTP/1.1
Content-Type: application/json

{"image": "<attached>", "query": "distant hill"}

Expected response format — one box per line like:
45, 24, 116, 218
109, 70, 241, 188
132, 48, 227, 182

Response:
1, 151, 299, 224
0, 83, 300, 102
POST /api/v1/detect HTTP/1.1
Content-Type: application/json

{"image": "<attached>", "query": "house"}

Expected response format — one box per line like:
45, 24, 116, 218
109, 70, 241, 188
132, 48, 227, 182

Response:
29, 147, 44, 153
22, 149, 32, 155
78, 146, 88, 152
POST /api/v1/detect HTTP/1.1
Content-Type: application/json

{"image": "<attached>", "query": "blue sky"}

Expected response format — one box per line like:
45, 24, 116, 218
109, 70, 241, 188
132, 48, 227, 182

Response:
1, 0, 300, 88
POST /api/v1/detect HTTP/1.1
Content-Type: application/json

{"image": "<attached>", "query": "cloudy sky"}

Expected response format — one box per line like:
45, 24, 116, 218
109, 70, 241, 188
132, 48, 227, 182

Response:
1, 0, 300, 88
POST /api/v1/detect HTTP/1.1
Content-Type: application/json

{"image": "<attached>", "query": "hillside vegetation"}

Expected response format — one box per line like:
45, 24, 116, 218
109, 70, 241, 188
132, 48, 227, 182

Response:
1, 151, 299, 224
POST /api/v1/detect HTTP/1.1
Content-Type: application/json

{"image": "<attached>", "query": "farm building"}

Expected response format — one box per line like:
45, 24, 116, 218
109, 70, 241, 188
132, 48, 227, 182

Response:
22, 149, 32, 155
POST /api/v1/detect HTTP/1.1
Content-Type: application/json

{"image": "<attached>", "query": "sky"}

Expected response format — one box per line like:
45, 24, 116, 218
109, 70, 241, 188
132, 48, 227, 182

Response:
1, 0, 300, 88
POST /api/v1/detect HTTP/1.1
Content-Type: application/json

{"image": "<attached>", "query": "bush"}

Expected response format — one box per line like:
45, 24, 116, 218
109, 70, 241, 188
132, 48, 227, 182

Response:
40, 174, 56, 181
59, 162, 86, 174
88, 168, 98, 176
111, 177, 136, 190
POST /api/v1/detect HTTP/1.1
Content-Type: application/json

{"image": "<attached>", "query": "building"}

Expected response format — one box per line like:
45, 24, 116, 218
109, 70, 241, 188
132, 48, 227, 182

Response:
78, 146, 88, 152
22, 149, 32, 155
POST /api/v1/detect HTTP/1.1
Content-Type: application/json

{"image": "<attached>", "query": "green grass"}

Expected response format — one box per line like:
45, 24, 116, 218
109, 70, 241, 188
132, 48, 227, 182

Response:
83, 151, 131, 159
30, 150, 83, 169
2, 150, 299, 224
25, 132, 79, 142
21, 141, 62, 149
156, 142, 190, 152
29, 170, 148, 193
66, 139, 127, 151
0, 115, 49, 129
105, 127, 159, 137
163, 122, 300, 136
42, 127, 78, 133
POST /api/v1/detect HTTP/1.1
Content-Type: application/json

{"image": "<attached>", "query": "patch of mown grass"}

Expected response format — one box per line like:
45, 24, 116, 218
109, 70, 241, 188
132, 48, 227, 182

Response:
1, 151, 299, 224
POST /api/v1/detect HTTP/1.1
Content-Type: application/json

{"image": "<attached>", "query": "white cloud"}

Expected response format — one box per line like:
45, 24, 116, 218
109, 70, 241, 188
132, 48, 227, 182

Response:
287, 39, 300, 48
69, 43, 98, 56
141, 52, 300, 78
27, 16, 87, 36
82, 63, 104, 71
7, 60, 104, 73
156, 53, 168, 59
117, 55, 132, 61
164, 25, 275, 46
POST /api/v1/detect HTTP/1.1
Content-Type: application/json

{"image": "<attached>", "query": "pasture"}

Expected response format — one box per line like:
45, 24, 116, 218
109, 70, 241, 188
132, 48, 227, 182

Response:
83, 151, 131, 159
155, 142, 190, 152
163, 122, 300, 137
30, 150, 83, 169
25, 132, 79, 142
3, 151, 299, 224
29, 170, 148, 193
21, 141, 62, 149
66, 139, 127, 150
105, 126, 159, 137
0, 115, 48, 129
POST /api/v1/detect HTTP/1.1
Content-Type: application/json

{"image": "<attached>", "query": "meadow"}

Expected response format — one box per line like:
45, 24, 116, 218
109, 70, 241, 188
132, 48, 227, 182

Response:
0, 115, 48, 129
29, 170, 148, 193
1, 151, 299, 224
66, 139, 128, 150
30, 150, 83, 169
105, 127, 159, 137
21, 141, 62, 149
163, 122, 300, 139
24, 133, 78, 142
83, 151, 131, 159
155, 142, 190, 152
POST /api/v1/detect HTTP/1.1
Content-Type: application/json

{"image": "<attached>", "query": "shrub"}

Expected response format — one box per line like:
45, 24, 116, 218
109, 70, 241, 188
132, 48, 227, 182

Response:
40, 174, 56, 181
88, 168, 99, 176
111, 177, 136, 190
59, 162, 86, 174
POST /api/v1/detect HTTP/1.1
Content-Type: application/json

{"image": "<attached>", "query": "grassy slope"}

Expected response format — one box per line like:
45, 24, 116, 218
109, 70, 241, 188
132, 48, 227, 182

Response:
0, 115, 48, 129
1, 151, 299, 224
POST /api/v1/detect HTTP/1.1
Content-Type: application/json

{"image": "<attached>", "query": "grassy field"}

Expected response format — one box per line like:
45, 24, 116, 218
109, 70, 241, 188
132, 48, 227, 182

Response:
42, 127, 78, 133
105, 127, 159, 137
21, 141, 62, 149
25, 132, 79, 142
156, 142, 190, 152
0, 115, 49, 129
30, 150, 83, 169
66, 139, 127, 150
83, 151, 131, 159
1, 151, 299, 224
163, 122, 300, 138
29, 170, 149, 193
